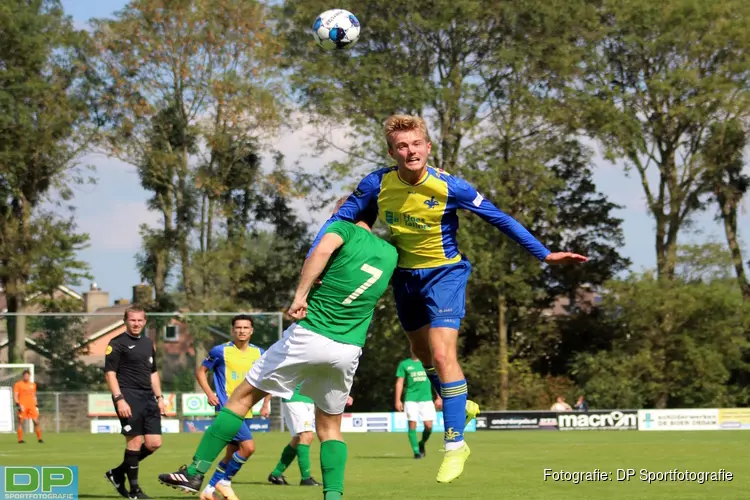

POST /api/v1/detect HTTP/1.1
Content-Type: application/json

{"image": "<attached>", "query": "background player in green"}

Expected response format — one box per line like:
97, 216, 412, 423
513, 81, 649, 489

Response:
158, 211, 398, 500
268, 384, 353, 485
395, 352, 442, 459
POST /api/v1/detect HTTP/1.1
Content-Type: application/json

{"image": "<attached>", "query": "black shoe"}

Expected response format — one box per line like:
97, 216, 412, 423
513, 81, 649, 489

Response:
418, 441, 425, 457
157, 467, 203, 494
38, 439, 44, 444
105, 469, 129, 498
18, 440, 25, 444
414, 453, 422, 459
300, 477, 322, 486
128, 487, 151, 499
268, 473, 289, 485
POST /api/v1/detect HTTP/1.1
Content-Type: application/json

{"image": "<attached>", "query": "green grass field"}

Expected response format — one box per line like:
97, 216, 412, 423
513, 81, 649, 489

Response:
1, 431, 748, 499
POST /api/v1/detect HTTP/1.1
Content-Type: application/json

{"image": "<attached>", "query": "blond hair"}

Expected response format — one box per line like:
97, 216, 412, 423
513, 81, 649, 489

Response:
384, 114, 429, 147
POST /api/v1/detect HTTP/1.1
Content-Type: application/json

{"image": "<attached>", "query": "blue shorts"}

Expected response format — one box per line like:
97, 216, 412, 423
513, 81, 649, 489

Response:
392, 259, 471, 332
229, 418, 254, 444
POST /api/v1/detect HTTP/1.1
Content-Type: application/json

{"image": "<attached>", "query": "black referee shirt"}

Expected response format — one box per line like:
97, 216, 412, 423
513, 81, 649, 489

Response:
104, 332, 157, 392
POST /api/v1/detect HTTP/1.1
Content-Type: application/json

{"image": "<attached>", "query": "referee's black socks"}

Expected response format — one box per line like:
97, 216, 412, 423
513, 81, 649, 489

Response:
124, 449, 140, 489
138, 443, 154, 462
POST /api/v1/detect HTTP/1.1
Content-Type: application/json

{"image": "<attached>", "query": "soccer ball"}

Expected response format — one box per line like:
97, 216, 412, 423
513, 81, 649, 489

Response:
312, 9, 361, 50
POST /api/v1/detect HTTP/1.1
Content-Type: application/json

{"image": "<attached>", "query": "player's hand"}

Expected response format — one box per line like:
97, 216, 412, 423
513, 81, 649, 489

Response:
434, 397, 443, 410
207, 393, 220, 407
395, 401, 404, 412
544, 252, 588, 265
287, 297, 308, 320
260, 404, 271, 419
116, 400, 132, 419
157, 398, 167, 416
16, 404, 23, 413
346, 396, 354, 406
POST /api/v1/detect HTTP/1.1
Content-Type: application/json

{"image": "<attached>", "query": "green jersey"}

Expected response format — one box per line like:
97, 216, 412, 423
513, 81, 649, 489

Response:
396, 358, 433, 402
299, 220, 398, 347
283, 383, 314, 404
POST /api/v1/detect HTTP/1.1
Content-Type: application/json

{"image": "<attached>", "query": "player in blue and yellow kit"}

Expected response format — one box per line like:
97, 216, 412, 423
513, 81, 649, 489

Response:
195, 314, 271, 500
310, 115, 588, 483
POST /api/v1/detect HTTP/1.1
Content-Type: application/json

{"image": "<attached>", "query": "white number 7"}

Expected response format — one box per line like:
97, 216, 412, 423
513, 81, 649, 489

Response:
342, 264, 383, 305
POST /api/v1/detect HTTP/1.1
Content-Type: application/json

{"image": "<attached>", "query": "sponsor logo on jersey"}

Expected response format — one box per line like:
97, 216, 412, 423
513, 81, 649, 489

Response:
424, 196, 440, 209
106, 345, 113, 355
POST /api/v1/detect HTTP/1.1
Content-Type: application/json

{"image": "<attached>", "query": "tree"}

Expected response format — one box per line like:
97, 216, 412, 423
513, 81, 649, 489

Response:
572, 245, 750, 409
576, 0, 750, 280
0, 0, 96, 361
699, 119, 750, 300
93, 0, 284, 308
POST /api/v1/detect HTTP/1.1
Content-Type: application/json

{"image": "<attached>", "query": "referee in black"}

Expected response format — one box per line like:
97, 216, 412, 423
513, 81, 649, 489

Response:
104, 305, 165, 500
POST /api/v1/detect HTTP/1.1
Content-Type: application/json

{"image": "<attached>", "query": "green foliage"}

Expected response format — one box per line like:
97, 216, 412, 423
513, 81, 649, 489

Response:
0, 0, 96, 361
575, 0, 750, 279
572, 266, 750, 409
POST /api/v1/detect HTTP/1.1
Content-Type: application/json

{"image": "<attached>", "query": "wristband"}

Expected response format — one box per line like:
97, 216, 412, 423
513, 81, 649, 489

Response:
113, 394, 125, 404
155, 394, 163, 400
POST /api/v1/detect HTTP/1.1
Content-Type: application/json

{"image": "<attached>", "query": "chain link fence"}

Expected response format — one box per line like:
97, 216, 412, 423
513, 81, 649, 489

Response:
33, 392, 284, 433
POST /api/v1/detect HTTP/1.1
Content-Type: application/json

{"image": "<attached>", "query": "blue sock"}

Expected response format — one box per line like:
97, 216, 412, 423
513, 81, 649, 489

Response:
440, 380, 468, 446
207, 460, 228, 487
424, 366, 441, 395
222, 451, 247, 482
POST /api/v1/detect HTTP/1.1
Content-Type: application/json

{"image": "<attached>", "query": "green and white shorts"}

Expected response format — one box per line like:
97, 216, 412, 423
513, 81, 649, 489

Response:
246, 323, 362, 415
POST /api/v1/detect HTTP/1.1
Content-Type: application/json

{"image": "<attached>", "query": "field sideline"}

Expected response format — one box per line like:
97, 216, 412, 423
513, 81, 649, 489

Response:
1, 431, 748, 499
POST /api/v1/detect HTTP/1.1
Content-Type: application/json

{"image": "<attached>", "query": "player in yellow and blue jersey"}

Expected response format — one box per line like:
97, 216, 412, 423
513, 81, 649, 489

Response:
195, 314, 271, 500
309, 115, 588, 483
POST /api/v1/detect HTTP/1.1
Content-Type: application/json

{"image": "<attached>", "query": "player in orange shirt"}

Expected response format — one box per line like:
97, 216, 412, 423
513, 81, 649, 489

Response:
13, 369, 43, 443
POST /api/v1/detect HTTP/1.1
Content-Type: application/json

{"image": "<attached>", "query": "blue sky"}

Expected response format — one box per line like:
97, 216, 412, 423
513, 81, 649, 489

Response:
59, 0, 748, 303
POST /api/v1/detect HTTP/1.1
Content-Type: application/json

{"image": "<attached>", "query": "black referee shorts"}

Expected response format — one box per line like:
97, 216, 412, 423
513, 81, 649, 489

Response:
119, 390, 162, 436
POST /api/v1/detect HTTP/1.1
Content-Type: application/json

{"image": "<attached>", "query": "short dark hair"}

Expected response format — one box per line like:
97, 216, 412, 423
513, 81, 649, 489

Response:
22, 369, 30, 376
355, 206, 378, 229
124, 305, 147, 321
232, 314, 254, 327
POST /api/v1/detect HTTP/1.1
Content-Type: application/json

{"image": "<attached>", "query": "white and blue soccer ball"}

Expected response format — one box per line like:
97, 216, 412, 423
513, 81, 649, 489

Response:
312, 9, 361, 50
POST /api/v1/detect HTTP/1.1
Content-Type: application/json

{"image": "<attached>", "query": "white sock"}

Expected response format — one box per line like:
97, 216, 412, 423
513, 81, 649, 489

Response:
444, 440, 465, 451
217, 479, 232, 487
202, 485, 215, 494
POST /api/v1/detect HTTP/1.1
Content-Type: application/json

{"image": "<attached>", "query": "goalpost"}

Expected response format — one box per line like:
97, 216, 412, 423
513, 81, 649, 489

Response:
0, 363, 35, 433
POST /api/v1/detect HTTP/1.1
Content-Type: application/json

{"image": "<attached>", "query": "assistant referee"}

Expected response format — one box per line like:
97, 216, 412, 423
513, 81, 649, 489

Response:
104, 305, 165, 500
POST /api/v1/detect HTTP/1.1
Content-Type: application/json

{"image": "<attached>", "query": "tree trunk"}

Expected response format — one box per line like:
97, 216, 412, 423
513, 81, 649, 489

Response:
6, 292, 26, 363
498, 292, 509, 410
721, 204, 750, 300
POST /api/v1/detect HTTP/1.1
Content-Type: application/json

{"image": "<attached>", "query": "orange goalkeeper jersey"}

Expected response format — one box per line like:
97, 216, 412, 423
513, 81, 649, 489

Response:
14, 380, 37, 408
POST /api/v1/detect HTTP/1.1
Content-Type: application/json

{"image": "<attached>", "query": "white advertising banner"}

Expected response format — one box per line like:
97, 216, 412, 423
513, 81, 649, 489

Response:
340, 412, 392, 432
90, 418, 180, 434
0, 387, 13, 432
638, 409, 719, 431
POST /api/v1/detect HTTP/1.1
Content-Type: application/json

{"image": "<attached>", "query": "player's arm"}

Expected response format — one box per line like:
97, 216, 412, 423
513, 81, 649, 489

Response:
289, 232, 345, 319
104, 342, 131, 418
394, 377, 405, 412
306, 171, 380, 257
451, 177, 551, 261
260, 394, 272, 418
452, 177, 588, 264
198, 346, 221, 406
13, 383, 22, 411
150, 346, 166, 414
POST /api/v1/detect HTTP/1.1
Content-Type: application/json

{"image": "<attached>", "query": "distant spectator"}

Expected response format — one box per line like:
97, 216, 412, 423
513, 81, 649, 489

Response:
550, 396, 572, 412
574, 395, 589, 412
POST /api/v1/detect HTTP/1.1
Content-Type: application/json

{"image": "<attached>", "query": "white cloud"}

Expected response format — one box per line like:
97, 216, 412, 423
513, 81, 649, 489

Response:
78, 201, 161, 251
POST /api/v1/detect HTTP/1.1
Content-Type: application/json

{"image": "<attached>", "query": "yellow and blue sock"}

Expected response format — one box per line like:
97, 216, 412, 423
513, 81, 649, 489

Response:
222, 451, 247, 481
207, 460, 227, 487
440, 380, 467, 450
